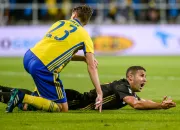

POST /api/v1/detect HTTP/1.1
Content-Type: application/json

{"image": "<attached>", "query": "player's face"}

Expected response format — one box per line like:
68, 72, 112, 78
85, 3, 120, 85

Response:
131, 70, 147, 92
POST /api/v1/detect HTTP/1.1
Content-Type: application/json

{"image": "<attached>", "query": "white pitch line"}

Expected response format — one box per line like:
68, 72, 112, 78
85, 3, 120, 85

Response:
0, 71, 180, 81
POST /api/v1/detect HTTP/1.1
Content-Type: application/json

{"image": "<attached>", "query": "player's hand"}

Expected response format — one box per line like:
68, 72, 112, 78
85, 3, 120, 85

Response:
161, 96, 176, 109
95, 94, 103, 113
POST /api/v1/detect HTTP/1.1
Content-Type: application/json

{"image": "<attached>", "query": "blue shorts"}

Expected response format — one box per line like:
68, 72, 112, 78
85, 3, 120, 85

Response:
23, 50, 67, 103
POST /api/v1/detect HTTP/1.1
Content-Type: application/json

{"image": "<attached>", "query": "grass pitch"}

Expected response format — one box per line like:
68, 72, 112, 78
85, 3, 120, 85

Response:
0, 56, 180, 130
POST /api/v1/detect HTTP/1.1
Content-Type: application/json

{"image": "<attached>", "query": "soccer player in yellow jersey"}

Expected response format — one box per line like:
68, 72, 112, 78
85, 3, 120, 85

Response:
6, 5, 103, 113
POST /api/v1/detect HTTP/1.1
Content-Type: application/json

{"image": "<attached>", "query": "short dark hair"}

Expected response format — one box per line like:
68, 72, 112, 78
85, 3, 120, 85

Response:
72, 5, 93, 25
126, 66, 146, 77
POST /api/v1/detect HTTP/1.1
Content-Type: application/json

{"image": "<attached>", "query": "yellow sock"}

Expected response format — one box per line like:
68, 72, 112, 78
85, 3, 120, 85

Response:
23, 94, 61, 112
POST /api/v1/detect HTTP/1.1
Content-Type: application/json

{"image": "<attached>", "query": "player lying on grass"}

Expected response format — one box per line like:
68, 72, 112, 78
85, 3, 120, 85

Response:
1, 66, 176, 111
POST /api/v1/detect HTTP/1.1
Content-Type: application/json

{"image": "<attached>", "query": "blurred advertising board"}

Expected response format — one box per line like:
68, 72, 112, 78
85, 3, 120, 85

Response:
0, 25, 180, 56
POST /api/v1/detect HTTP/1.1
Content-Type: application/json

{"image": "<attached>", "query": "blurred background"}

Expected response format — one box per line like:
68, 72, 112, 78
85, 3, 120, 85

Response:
1, 0, 180, 25
0, 0, 180, 56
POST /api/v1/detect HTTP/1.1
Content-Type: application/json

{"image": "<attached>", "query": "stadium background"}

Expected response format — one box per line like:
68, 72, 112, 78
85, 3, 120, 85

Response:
0, 1, 180, 130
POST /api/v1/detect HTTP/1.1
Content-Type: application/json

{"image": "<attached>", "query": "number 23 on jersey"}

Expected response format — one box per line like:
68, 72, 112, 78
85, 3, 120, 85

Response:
46, 21, 77, 41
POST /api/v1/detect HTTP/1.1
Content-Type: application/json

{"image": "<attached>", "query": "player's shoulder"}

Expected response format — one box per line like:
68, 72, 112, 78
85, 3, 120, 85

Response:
112, 78, 129, 86
112, 78, 131, 92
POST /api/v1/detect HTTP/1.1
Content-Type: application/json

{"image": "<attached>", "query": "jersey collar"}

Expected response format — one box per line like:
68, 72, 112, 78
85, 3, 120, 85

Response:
73, 18, 82, 26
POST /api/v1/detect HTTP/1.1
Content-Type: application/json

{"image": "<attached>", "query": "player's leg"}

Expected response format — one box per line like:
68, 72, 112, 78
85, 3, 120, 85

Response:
0, 85, 13, 92
24, 49, 66, 112
65, 89, 84, 101
0, 90, 37, 111
6, 50, 60, 112
0, 84, 38, 111
6, 50, 68, 113
0, 92, 11, 104
31, 70, 68, 112
0, 84, 32, 94
20, 90, 39, 111
0, 86, 12, 104
65, 89, 85, 110
24, 93, 67, 112
6, 86, 63, 112
0, 85, 32, 104
23, 93, 62, 112
6, 88, 61, 112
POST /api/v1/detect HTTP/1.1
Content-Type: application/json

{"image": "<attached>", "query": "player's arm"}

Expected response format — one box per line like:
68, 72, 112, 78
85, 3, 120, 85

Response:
123, 96, 176, 110
82, 31, 102, 112
85, 52, 103, 112
71, 55, 99, 67
71, 55, 86, 62
71, 55, 98, 67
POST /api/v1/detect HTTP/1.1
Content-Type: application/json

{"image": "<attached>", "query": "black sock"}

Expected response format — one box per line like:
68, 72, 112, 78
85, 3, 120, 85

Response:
0, 92, 11, 104
0, 85, 13, 92
0, 85, 32, 95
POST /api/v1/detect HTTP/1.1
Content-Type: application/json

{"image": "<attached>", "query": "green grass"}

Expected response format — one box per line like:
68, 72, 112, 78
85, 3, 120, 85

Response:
0, 56, 180, 130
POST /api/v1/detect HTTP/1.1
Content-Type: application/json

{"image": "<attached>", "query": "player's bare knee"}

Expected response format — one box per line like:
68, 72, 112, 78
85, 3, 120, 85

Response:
58, 102, 68, 112
61, 108, 68, 112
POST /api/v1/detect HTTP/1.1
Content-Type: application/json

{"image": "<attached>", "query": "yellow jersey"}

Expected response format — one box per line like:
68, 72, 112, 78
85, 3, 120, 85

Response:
30, 19, 94, 72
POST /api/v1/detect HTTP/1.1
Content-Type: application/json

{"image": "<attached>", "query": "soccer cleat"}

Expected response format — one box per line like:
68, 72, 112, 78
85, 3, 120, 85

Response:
6, 88, 25, 113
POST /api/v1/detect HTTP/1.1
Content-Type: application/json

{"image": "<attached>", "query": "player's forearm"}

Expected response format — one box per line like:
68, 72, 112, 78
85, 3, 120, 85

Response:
87, 65, 102, 95
71, 55, 86, 62
133, 100, 162, 110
